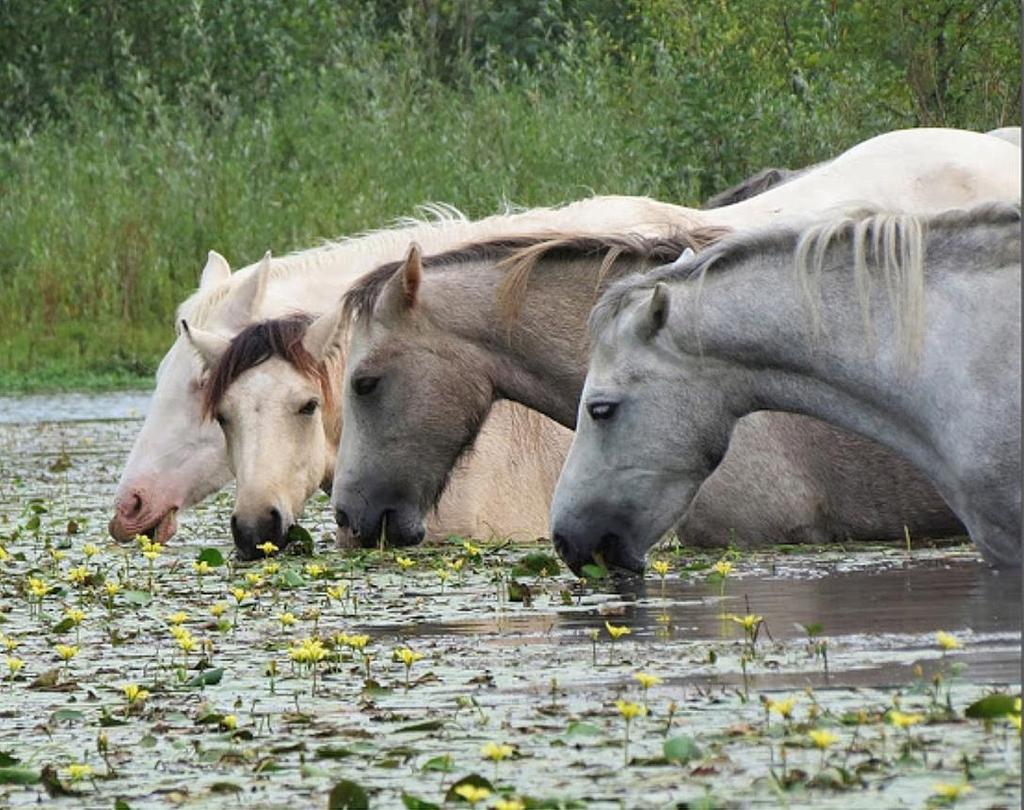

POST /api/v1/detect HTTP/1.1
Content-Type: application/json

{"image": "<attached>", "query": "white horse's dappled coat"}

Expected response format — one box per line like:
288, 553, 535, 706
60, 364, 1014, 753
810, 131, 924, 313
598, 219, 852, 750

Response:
112, 127, 1019, 545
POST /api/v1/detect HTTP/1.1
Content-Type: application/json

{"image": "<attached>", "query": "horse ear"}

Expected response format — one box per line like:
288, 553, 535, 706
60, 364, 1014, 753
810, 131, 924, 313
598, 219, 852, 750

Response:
302, 306, 346, 364
181, 320, 230, 370
199, 251, 231, 289
667, 247, 695, 271
635, 283, 671, 342
217, 250, 271, 328
381, 242, 422, 315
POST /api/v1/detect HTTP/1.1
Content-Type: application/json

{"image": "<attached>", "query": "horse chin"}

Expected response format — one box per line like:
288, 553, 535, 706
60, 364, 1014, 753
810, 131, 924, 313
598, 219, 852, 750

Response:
108, 507, 178, 544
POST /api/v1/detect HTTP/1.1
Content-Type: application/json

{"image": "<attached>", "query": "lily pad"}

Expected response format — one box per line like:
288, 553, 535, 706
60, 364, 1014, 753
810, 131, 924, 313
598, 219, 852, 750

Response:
327, 779, 370, 809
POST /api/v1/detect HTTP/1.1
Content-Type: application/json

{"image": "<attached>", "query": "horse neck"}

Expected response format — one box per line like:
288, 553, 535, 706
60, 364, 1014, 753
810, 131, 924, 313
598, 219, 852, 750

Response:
429, 252, 661, 428
671, 238, 933, 466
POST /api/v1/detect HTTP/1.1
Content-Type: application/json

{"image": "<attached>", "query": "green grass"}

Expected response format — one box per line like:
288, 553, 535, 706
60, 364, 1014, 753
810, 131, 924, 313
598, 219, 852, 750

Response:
0, 12, 1017, 393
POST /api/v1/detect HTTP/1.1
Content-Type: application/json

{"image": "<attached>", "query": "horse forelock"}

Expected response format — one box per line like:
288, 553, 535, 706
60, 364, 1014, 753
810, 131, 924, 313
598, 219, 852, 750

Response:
202, 315, 336, 421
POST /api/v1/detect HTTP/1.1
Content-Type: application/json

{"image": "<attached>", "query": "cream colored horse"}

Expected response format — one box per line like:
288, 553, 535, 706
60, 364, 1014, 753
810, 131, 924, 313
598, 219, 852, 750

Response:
112, 127, 1019, 545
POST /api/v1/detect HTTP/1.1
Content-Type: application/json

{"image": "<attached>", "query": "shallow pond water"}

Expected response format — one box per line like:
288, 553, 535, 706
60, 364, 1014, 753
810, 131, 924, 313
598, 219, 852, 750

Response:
0, 393, 1019, 809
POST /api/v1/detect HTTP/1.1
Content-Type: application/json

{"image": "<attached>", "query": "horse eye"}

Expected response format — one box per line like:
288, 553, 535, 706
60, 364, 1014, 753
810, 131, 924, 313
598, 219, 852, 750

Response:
587, 401, 618, 421
298, 399, 319, 415
215, 412, 228, 427
353, 376, 380, 396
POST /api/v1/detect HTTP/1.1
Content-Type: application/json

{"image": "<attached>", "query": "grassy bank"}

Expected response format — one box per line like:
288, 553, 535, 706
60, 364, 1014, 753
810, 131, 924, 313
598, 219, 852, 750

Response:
1, 2, 1017, 393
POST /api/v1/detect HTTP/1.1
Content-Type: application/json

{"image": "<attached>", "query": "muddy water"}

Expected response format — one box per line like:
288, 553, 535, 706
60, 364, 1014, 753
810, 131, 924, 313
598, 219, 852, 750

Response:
0, 392, 1019, 809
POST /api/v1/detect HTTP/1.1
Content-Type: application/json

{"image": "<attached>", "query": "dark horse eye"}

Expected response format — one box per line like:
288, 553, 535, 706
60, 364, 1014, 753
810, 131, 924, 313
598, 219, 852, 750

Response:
353, 376, 379, 396
588, 401, 618, 421
298, 399, 319, 415
215, 412, 228, 427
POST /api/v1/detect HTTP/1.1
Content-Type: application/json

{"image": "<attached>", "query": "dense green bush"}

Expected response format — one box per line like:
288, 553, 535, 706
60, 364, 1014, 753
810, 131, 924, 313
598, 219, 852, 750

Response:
0, 1, 1018, 390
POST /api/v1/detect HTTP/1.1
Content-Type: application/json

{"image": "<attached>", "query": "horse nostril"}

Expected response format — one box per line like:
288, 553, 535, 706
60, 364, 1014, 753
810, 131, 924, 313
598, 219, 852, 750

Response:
269, 507, 282, 536
335, 508, 350, 530
129, 493, 143, 516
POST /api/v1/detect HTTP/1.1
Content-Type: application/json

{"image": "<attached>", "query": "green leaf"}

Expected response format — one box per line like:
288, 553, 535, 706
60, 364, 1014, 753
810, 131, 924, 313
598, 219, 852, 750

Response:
395, 719, 445, 733
420, 754, 454, 772
0, 767, 40, 784
50, 709, 84, 724
280, 570, 305, 589
197, 548, 225, 567
0, 752, 18, 767
965, 694, 1019, 719
327, 779, 369, 809
580, 563, 608, 580
564, 721, 601, 738
402, 794, 440, 809
445, 773, 494, 803
510, 551, 561, 578
316, 745, 357, 760
799, 622, 824, 637
50, 617, 75, 634
123, 590, 153, 607
285, 524, 314, 555
114, 800, 133, 810
185, 668, 224, 687
663, 735, 702, 764
210, 781, 242, 793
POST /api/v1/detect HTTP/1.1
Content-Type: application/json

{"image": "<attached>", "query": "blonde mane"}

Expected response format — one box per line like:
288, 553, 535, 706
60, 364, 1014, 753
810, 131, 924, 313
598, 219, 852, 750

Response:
592, 202, 1021, 360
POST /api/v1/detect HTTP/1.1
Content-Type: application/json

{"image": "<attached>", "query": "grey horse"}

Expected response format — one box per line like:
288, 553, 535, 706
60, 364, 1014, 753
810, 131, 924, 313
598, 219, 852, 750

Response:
551, 203, 1021, 573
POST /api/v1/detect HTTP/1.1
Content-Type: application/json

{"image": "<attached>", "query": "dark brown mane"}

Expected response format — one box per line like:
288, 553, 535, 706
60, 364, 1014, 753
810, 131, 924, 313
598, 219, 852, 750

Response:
203, 315, 334, 419
341, 227, 731, 325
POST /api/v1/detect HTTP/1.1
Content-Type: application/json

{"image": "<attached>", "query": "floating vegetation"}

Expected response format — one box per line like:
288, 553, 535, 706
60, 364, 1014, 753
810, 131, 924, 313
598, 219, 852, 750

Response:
0, 407, 1019, 807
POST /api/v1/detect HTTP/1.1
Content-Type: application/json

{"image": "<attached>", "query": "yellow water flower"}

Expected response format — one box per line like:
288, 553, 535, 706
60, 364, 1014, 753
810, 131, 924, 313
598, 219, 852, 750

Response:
481, 742, 514, 762
104, 582, 120, 598
48, 548, 67, 563
326, 584, 347, 601
729, 613, 764, 632
244, 572, 263, 588
436, 568, 451, 584
65, 763, 93, 781
605, 622, 631, 640
808, 729, 838, 749
174, 631, 198, 654
345, 634, 370, 651
64, 607, 86, 625
220, 714, 237, 730
27, 577, 49, 598
2, 636, 18, 652
0, 545, 9, 562
192, 560, 212, 576
141, 549, 160, 562
289, 637, 327, 664
304, 563, 325, 578
122, 683, 149, 704
65, 566, 90, 585
261, 561, 280, 576
257, 541, 278, 556
166, 611, 188, 626
277, 612, 297, 627
615, 700, 646, 720
6, 657, 24, 675
712, 559, 733, 577
768, 696, 797, 719
229, 587, 250, 604
210, 602, 228, 618
462, 541, 481, 557
888, 711, 924, 729
453, 785, 490, 805
395, 648, 424, 667
448, 557, 464, 572
82, 543, 100, 558
652, 559, 670, 576
55, 644, 79, 661
494, 801, 525, 810
633, 672, 662, 690
936, 631, 962, 651
932, 783, 972, 800
396, 556, 415, 570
